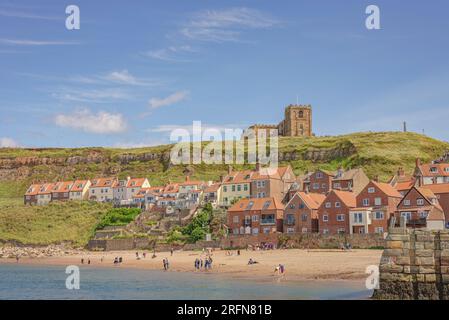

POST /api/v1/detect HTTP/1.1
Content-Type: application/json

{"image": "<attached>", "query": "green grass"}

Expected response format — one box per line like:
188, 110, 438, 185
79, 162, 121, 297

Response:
0, 200, 111, 246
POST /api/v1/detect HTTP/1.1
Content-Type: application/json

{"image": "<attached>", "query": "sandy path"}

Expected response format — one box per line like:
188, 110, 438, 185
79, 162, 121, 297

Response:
0, 249, 382, 282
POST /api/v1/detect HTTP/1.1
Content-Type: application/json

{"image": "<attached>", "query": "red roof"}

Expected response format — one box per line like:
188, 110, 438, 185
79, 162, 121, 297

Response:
371, 181, 403, 198
419, 163, 449, 177
51, 181, 74, 193
91, 177, 118, 188
332, 190, 357, 208
70, 180, 90, 192
421, 183, 449, 194
228, 197, 284, 212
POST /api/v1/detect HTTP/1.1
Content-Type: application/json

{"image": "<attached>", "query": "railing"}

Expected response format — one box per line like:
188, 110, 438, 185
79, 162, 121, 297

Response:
261, 219, 275, 225
284, 219, 296, 226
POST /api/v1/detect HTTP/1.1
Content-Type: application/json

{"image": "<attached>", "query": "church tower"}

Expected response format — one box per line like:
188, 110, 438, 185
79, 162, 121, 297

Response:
280, 104, 312, 137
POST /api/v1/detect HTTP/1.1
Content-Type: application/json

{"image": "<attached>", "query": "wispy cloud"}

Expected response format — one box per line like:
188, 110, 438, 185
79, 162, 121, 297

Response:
0, 38, 80, 46
180, 7, 279, 42
52, 88, 131, 103
54, 109, 128, 134
100, 70, 158, 86
0, 137, 20, 148
148, 90, 189, 109
0, 8, 61, 20
142, 45, 195, 62
146, 123, 247, 133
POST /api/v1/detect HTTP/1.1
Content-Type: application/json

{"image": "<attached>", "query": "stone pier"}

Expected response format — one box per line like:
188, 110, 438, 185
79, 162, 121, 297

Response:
373, 222, 449, 300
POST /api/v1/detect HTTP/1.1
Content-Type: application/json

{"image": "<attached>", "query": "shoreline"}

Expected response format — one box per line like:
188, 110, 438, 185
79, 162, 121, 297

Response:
0, 248, 382, 283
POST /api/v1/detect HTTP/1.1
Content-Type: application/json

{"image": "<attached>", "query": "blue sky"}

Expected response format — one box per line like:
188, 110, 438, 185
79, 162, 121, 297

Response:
1, 0, 449, 148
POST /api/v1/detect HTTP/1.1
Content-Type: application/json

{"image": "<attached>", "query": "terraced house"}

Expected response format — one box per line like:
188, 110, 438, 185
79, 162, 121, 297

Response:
89, 177, 118, 202
51, 181, 74, 202
220, 168, 253, 206
250, 164, 296, 200
283, 191, 325, 234
317, 190, 357, 235
69, 180, 91, 201
113, 177, 150, 203
414, 158, 449, 185
350, 180, 402, 235
227, 197, 284, 235
395, 186, 445, 230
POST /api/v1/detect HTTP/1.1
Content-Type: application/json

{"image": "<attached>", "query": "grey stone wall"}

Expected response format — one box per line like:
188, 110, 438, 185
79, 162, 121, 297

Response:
373, 226, 449, 300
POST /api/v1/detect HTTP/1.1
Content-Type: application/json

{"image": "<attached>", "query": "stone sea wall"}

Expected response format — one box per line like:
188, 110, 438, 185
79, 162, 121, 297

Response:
373, 227, 449, 300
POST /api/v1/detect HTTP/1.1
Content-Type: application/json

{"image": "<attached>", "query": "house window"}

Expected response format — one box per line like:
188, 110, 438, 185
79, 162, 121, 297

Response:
419, 211, 428, 218
323, 215, 329, 222
301, 214, 308, 221
223, 186, 227, 192
362, 199, 369, 206
353, 213, 363, 223
289, 203, 295, 209
322, 183, 327, 189
430, 167, 438, 173
401, 212, 412, 221
316, 172, 323, 179
374, 198, 382, 206
334, 182, 341, 189
325, 202, 331, 208
375, 227, 384, 234
237, 185, 241, 192
374, 211, 384, 220
335, 201, 341, 208
231, 185, 236, 192
251, 215, 259, 222
417, 198, 424, 206
243, 184, 248, 191
337, 214, 345, 222
287, 227, 295, 234
368, 187, 375, 193
301, 228, 308, 233
233, 216, 239, 223
313, 183, 319, 190
403, 199, 411, 206
337, 228, 346, 234
233, 228, 239, 235
286, 214, 295, 225
323, 229, 329, 235
252, 228, 259, 235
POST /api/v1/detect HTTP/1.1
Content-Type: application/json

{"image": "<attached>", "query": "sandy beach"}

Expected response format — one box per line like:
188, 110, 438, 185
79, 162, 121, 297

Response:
0, 248, 382, 282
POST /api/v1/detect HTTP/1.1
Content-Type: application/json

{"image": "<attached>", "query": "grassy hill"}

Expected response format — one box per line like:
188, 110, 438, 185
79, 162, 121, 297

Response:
0, 131, 447, 246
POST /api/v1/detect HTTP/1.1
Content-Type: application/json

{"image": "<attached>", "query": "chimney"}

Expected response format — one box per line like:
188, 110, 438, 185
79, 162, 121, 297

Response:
255, 162, 261, 172
397, 167, 404, 177
228, 165, 232, 175
415, 158, 421, 167
373, 175, 379, 182
219, 175, 224, 183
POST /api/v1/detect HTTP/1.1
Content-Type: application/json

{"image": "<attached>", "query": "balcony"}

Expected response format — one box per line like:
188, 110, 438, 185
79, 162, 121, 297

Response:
261, 219, 275, 225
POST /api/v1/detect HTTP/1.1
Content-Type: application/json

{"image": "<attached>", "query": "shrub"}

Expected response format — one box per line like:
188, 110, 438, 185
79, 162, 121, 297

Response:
96, 208, 141, 230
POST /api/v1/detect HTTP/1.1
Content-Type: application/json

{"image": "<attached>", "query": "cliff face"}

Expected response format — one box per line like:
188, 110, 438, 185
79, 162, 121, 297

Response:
0, 132, 448, 192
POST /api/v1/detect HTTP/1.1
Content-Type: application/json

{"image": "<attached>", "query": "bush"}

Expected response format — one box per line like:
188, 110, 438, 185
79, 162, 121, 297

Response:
96, 208, 141, 230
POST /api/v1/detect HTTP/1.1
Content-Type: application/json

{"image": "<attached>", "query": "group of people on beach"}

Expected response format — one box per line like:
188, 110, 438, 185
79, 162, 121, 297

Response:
274, 264, 286, 275
194, 256, 213, 270
113, 256, 123, 265
80, 258, 91, 265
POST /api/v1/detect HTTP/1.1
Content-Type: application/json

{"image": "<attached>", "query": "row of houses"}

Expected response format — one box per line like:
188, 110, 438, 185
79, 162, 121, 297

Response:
226, 159, 449, 236
24, 164, 297, 209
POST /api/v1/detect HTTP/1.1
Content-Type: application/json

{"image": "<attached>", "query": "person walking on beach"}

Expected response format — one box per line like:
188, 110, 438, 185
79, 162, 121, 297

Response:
81, 258, 84, 264
16, 255, 19, 263
170, 248, 174, 256
88, 259, 91, 265
143, 252, 146, 259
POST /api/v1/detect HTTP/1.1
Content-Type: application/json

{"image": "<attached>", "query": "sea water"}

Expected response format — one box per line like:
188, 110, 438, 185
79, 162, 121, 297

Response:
0, 264, 372, 300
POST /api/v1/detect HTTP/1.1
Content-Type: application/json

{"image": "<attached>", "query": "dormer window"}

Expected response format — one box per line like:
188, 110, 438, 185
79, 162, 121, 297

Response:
430, 167, 438, 173
368, 187, 375, 193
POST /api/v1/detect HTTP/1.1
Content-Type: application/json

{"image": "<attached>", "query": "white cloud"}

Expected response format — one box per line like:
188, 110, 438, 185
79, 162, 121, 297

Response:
52, 88, 131, 103
0, 137, 20, 148
0, 8, 60, 20
0, 38, 80, 46
101, 70, 155, 86
181, 7, 279, 42
143, 45, 195, 62
148, 90, 189, 109
54, 109, 128, 134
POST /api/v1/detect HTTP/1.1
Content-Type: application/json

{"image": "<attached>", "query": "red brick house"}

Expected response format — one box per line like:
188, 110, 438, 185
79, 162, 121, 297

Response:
414, 158, 449, 185
389, 167, 417, 196
317, 190, 356, 235
420, 183, 449, 224
51, 181, 75, 202
332, 168, 369, 195
303, 169, 335, 194
250, 165, 296, 200
352, 180, 403, 234
395, 186, 445, 230
284, 192, 326, 234
227, 197, 284, 235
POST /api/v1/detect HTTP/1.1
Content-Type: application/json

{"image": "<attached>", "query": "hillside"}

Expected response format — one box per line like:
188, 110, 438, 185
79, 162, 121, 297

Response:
0, 131, 447, 246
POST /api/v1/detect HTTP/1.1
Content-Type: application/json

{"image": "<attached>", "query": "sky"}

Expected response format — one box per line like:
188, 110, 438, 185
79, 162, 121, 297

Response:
1, 0, 449, 148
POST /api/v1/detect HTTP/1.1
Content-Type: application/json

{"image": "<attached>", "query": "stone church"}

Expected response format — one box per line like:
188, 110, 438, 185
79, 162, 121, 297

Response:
248, 104, 313, 137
